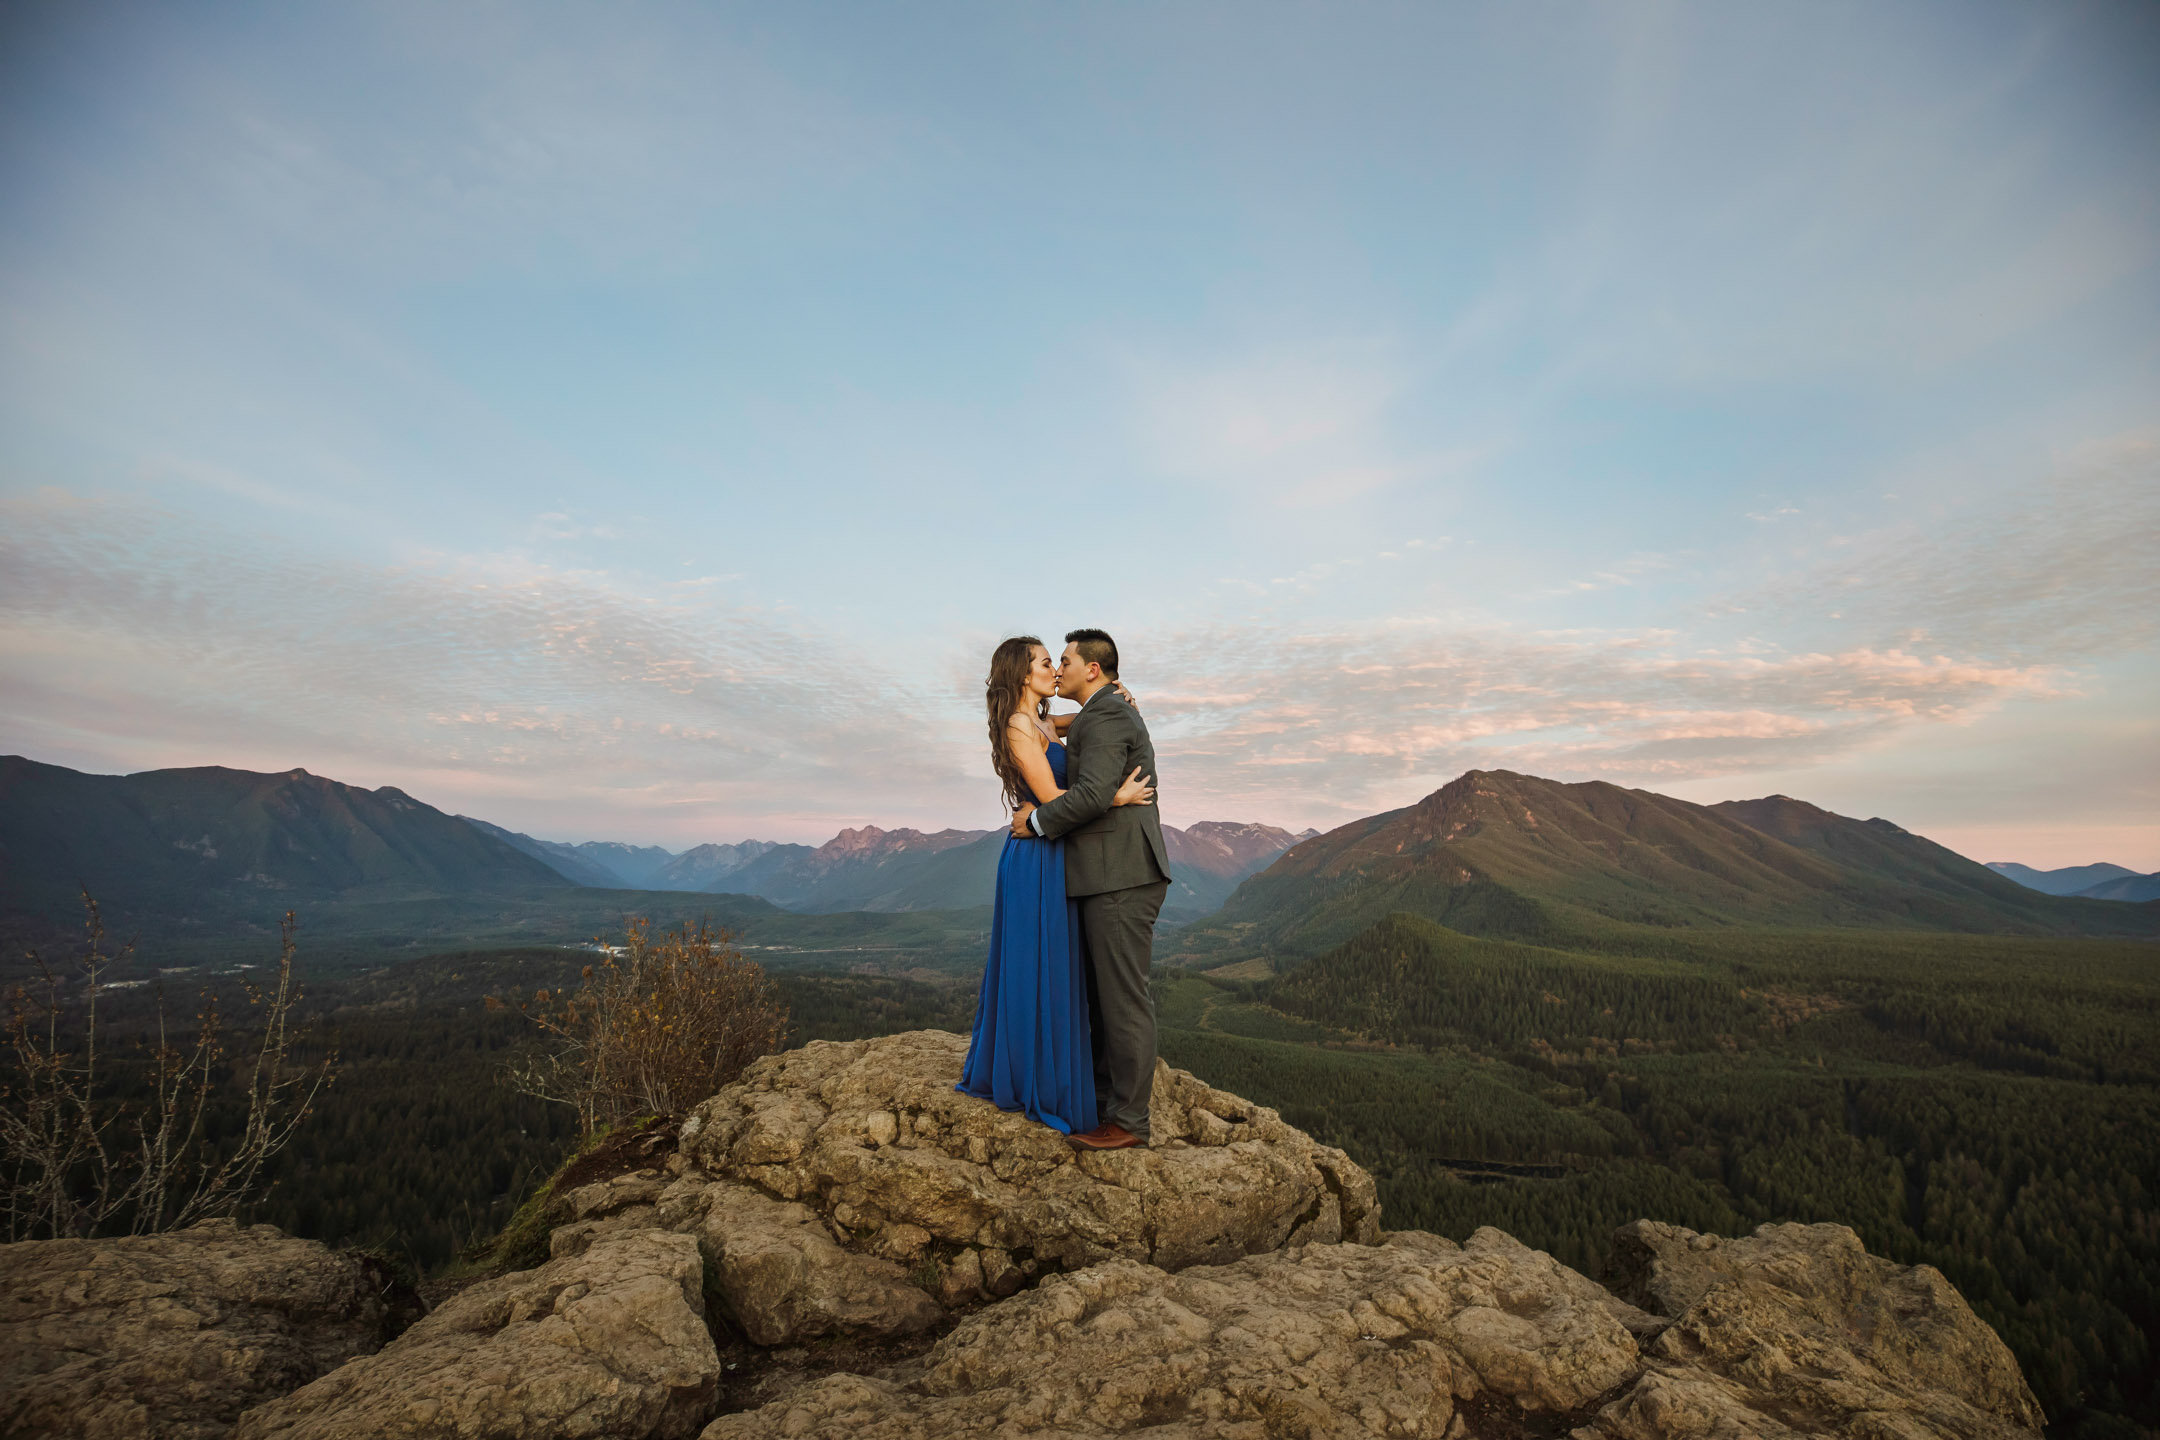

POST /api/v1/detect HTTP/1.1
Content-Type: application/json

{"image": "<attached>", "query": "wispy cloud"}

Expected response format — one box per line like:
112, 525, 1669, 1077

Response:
2, 6, 2152, 860
0, 489, 987, 842
1725, 435, 2160, 661
1135, 624, 2066, 826
1130, 344, 1400, 477
1500, 20, 2160, 391
1121, 341, 1481, 510
5, 440, 2151, 841
162, 7, 903, 278
1126, 440, 2158, 826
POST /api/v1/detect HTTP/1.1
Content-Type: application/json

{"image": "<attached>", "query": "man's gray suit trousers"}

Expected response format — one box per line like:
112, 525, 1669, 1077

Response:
1078, 878, 1169, 1140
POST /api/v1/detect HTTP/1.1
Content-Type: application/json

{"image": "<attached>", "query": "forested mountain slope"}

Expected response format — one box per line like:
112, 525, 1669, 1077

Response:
1172, 770, 2156, 964
458, 816, 624, 887
1162, 821, 1311, 917
2077, 871, 2160, 902
0, 756, 566, 935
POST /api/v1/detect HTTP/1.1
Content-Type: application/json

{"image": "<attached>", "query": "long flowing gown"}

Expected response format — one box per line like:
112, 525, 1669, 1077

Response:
956, 740, 1098, 1135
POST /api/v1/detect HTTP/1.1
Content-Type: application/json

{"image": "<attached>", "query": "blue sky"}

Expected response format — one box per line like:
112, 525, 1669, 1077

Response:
3, 1, 2156, 865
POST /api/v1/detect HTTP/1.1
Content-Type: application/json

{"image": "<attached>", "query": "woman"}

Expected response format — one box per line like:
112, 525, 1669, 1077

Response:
956, 635, 1154, 1134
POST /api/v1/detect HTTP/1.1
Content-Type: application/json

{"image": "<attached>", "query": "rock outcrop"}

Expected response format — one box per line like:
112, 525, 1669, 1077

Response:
0, 1218, 394, 1440
235, 1228, 719, 1440
661, 1030, 1381, 1344
6, 1035, 2046, 1440
1597, 1219, 2046, 1439
704, 1227, 1652, 1439
702, 1220, 2045, 1440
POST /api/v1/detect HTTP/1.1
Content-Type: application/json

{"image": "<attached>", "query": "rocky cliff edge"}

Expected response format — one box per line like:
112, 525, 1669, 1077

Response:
1, 1030, 2043, 1439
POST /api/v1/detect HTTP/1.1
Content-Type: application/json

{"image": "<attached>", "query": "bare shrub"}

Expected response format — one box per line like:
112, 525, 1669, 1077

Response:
0, 892, 335, 1241
499, 919, 788, 1137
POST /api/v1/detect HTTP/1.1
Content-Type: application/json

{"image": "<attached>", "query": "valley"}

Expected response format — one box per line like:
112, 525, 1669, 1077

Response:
6, 754, 2156, 1434
207, 918, 2158, 1437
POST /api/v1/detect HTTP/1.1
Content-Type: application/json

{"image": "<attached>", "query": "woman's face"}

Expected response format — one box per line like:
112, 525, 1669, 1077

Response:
1026, 645, 1057, 700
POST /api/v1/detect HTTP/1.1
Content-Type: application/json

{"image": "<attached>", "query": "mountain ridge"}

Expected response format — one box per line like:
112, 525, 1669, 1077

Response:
2075, 871, 2160, 903
14, 756, 2149, 953
459, 816, 625, 887
651, 840, 808, 891
0, 757, 1311, 932
1985, 860, 2139, 896
454, 814, 1312, 919
0, 755, 567, 935
1169, 769, 2154, 965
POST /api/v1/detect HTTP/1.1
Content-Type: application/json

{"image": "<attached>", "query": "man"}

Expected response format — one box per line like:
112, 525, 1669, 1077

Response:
1011, 628, 1172, 1151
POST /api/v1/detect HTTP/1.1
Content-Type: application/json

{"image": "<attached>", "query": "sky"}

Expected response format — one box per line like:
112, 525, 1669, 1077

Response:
2, 1, 2156, 866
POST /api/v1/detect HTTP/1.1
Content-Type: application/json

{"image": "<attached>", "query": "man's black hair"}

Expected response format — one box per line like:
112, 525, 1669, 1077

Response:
1065, 628, 1119, 680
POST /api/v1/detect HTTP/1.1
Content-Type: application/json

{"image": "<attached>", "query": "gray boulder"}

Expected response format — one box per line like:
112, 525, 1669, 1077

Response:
1596, 1219, 2046, 1439
0, 1218, 393, 1440
235, 1228, 719, 1440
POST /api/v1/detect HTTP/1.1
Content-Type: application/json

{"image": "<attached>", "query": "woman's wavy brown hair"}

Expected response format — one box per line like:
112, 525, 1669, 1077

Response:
986, 635, 1050, 810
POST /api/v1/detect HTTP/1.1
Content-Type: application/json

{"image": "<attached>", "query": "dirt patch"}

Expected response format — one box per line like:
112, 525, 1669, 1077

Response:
1454, 1382, 1627, 1437
1200, 957, 1275, 982
553, 1114, 681, 1192
711, 1321, 957, 1415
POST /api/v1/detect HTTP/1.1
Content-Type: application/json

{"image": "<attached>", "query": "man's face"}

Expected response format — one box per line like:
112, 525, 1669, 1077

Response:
1056, 642, 1098, 699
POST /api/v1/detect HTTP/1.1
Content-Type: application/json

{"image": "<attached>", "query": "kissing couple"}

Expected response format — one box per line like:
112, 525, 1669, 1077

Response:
956, 628, 1170, 1151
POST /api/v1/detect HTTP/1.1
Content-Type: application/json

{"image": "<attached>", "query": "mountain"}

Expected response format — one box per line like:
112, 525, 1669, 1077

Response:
651, 840, 808, 891
458, 817, 624, 887
439, 805, 1310, 919
444, 813, 1313, 919
2076, 871, 2160, 903
1985, 862, 2160, 902
1161, 821, 1312, 919
1, 756, 567, 933
1169, 769, 2156, 963
565, 840, 679, 888
1985, 861, 2139, 896
724, 827, 1003, 912
448, 830, 812, 892
691, 820, 1315, 918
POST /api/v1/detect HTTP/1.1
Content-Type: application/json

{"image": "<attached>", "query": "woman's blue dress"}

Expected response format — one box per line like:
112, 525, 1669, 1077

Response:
956, 741, 1098, 1135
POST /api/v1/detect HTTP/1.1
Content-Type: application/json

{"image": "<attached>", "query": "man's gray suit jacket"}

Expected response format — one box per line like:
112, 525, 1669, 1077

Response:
1030, 688, 1171, 896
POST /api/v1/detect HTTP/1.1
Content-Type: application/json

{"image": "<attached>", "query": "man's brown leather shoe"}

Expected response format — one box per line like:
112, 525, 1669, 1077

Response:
1068, 1123, 1143, 1150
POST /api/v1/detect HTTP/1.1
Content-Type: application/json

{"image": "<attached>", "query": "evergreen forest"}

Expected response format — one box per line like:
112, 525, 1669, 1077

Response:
22, 916, 2156, 1439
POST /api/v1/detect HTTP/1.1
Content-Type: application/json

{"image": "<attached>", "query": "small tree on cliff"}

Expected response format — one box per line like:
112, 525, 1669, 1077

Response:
499, 919, 788, 1137
0, 893, 335, 1241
